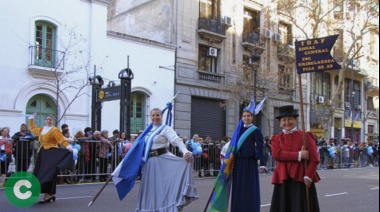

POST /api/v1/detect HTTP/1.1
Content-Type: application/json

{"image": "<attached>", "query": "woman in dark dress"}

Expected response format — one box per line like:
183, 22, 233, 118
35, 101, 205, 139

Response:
270, 105, 320, 212
29, 113, 73, 204
231, 109, 266, 212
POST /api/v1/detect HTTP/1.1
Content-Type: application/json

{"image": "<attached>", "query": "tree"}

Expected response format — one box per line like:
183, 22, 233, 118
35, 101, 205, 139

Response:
34, 26, 95, 126
273, 0, 379, 141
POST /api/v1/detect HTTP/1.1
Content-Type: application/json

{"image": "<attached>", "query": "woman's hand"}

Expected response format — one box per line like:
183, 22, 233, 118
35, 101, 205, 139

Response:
184, 152, 192, 163
304, 176, 312, 188
66, 145, 73, 152
300, 146, 309, 160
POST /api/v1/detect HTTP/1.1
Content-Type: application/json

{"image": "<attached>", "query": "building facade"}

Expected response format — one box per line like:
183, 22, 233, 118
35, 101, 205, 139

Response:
1, 0, 377, 144
0, 0, 176, 134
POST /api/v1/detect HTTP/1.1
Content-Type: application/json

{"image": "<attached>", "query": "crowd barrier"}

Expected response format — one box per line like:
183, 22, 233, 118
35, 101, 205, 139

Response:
1, 139, 378, 184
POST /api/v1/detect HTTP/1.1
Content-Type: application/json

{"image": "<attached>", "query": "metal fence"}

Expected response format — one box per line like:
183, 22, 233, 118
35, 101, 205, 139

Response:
1, 139, 378, 184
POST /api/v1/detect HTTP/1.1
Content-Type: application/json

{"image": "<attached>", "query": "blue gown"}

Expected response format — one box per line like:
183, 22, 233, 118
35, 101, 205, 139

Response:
231, 126, 265, 212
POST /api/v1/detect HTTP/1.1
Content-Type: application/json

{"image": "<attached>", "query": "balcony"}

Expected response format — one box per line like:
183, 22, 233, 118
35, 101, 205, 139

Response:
242, 33, 266, 52
277, 44, 295, 61
197, 17, 227, 44
198, 70, 224, 83
29, 46, 65, 79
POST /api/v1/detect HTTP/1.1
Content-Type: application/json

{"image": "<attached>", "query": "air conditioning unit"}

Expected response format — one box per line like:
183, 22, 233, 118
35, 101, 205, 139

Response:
207, 47, 218, 57
223, 16, 232, 27
317, 96, 325, 104
265, 29, 271, 39
355, 105, 362, 110
345, 102, 351, 108
273, 33, 282, 42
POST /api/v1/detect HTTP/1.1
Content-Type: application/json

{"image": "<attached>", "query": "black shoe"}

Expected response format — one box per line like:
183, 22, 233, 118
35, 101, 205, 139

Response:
38, 196, 56, 204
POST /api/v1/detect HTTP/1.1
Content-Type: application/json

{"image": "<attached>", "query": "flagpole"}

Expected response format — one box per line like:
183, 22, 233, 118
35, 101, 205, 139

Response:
298, 73, 310, 212
203, 187, 215, 212
88, 175, 113, 207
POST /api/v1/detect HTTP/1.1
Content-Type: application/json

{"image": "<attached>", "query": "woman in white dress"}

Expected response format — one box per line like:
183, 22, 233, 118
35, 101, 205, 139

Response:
136, 108, 199, 212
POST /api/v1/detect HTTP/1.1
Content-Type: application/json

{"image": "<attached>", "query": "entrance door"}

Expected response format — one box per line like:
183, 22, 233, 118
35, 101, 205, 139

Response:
26, 94, 57, 127
130, 92, 146, 134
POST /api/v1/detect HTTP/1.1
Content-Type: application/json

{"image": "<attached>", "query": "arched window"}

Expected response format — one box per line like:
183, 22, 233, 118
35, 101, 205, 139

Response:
35, 21, 56, 68
130, 92, 147, 134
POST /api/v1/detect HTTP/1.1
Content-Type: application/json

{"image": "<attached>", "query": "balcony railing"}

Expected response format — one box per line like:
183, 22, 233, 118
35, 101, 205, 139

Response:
242, 32, 265, 51
198, 70, 224, 83
198, 17, 226, 35
197, 17, 227, 43
277, 44, 295, 60
29, 46, 65, 70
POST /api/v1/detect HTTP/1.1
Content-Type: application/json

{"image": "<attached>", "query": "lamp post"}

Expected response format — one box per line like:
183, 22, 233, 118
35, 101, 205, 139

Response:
250, 48, 260, 99
118, 61, 134, 138
249, 48, 260, 124
89, 74, 104, 131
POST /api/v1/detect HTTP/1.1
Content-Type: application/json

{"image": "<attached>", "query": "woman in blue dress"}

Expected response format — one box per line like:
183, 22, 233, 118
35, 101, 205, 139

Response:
231, 109, 266, 212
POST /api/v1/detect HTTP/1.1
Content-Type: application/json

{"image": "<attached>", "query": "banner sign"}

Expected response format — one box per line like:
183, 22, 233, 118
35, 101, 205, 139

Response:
295, 35, 342, 74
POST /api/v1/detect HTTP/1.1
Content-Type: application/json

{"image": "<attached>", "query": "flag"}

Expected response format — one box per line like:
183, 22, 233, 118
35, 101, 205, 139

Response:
254, 96, 266, 115
353, 111, 361, 122
112, 123, 152, 200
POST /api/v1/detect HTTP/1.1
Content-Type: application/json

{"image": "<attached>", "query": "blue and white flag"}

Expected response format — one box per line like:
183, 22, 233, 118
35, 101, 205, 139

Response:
254, 96, 266, 115
112, 123, 153, 200
353, 111, 361, 122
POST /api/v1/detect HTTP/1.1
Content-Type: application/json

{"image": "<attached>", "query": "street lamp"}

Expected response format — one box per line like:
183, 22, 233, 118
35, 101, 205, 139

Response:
249, 48, 260, 101
89, 75, 104, 131
350, 89, 355, 143
118, 66, 134, 138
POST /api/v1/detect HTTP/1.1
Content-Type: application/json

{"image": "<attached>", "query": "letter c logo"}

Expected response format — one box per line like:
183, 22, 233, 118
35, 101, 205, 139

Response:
13, 180, 32, 200
4, 172, 40, 208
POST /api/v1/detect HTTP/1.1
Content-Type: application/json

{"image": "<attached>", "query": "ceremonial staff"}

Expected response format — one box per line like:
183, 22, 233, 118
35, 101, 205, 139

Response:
295, 35, 342, 212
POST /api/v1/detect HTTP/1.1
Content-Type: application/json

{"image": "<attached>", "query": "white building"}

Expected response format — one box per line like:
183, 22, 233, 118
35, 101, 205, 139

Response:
0, 0, 175, 134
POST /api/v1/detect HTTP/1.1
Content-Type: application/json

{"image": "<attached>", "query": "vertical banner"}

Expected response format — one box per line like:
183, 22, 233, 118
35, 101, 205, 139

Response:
295, 35, 342, 74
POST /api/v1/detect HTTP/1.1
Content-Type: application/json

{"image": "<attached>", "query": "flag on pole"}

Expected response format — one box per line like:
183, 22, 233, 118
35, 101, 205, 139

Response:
254, 96, 266, 115
353, 111, 361, 122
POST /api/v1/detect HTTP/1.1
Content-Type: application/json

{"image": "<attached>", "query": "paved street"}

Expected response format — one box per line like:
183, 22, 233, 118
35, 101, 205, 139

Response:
1, 167, 378, 212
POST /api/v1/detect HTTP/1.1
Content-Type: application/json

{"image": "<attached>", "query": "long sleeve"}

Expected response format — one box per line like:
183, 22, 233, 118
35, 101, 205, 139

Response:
271, 131, 320, 184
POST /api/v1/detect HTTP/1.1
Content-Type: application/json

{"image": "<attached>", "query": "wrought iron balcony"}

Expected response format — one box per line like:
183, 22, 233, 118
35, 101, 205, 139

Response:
242, 32, 266, 52
197, 17, 227, 43
277, 44, 295, 61
198, 70, 224, 84
28, 46, 65, 78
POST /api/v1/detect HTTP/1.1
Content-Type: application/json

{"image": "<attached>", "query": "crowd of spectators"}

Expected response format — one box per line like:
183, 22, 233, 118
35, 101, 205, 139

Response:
1, 122, 379, 185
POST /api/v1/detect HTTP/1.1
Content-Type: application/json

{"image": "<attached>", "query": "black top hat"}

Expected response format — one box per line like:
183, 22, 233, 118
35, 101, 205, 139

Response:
276, 105, 299, 119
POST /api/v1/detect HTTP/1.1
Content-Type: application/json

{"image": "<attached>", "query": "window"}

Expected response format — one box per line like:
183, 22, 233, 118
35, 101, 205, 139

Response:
344, 78, 361, 106
315, 72, 331, 98
199, 0, 220, 19
243, 8, 260, 36
278, 65, 292, 90
279, 22, 292, 45
35, 21, 56, 68
130, 92, 146, 133
198, 45, 218, 73
333, 29, 343, 62
367, 97, 375, 110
